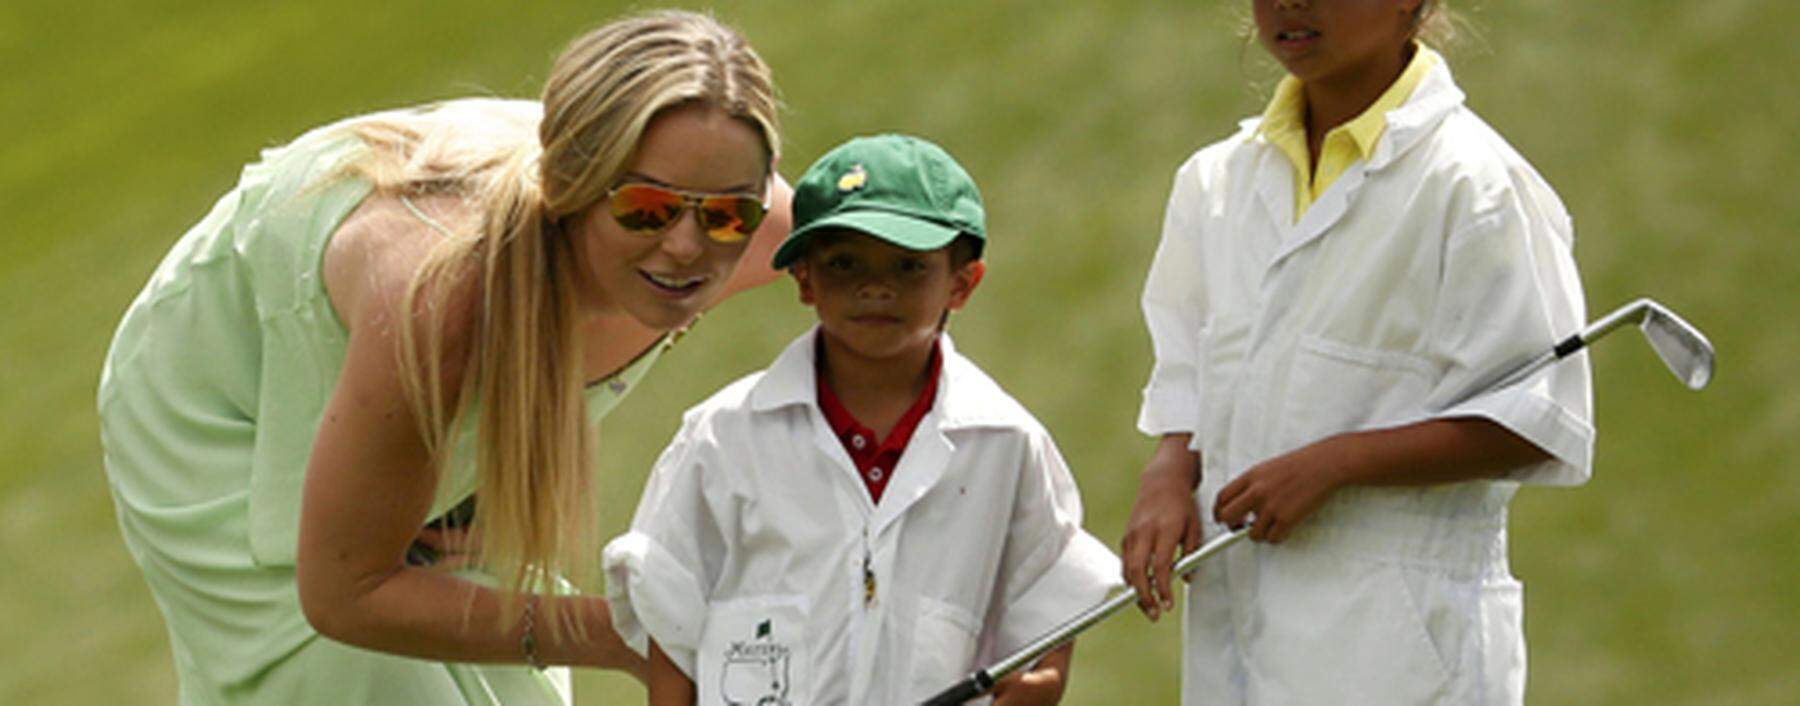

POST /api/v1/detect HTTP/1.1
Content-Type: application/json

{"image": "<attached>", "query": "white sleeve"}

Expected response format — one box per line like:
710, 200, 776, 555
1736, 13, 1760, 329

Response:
602, 425, 723, 678
1137, 160, 1208, 437
988, 431, 1124, 657
1422, 193, 1594, 485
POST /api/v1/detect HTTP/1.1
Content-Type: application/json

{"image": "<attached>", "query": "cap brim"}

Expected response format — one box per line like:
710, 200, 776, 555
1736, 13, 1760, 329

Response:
771, 210, 962, 269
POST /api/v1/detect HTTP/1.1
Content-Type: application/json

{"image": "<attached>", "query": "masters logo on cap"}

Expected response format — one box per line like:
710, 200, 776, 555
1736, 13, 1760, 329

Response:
771, 134, 985, 269
837, 164, 868, 192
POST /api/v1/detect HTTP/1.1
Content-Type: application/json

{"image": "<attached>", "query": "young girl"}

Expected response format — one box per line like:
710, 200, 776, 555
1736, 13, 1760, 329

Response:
98, 11, 789, 705
1120, 1, 1593, 703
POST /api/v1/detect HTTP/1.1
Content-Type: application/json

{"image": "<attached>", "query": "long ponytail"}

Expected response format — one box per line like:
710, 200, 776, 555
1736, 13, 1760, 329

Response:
351, 9, 780, 644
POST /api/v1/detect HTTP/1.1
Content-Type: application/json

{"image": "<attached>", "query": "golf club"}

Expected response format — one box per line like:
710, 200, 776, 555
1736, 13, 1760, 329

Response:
921, 297, 1714, 706
1455, 297, 1713, 399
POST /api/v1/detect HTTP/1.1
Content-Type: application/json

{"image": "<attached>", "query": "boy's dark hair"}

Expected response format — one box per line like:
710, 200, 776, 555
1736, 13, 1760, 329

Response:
947, 234, 982, 269
796, 230, 984, 270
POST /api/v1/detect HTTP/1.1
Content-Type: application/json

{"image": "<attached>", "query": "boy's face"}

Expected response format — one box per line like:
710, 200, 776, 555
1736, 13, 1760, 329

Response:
792, 229, 984, 366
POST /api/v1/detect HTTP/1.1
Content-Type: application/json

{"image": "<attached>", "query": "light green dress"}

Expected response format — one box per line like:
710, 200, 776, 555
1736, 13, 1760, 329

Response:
97, 104, 664, 706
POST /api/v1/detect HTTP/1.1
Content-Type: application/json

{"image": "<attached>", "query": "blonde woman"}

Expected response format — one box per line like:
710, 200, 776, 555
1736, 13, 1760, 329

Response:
97, 10, 788, 705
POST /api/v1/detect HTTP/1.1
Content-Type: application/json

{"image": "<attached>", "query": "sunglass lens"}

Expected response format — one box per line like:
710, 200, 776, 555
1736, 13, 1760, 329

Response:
699, 196, 766, 243
610, 185, 681, 232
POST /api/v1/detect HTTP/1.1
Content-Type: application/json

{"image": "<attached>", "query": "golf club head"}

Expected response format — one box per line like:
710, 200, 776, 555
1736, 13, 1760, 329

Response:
1638, 300, 1714, 390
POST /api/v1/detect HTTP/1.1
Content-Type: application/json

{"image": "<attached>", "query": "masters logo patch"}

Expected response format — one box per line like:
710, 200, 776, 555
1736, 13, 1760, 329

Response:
837, 164, 868, 192
719, 618, 793, 706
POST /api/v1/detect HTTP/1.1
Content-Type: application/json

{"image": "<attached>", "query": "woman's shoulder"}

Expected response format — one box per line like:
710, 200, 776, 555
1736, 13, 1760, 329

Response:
322, 192, 481, 339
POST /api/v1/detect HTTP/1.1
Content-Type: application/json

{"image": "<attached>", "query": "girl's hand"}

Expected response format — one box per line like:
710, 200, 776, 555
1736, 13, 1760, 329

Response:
1213, 437, 1348, 544
990, 643, 1072, 706
1119, 434, 1201, 622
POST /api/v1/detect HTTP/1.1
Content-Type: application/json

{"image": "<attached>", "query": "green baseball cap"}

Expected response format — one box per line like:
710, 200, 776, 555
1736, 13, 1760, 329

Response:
771, 134, 985, 269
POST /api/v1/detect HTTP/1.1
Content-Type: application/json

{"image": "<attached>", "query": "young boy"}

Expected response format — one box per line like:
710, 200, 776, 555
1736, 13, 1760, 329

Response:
603, 135, 1121, 706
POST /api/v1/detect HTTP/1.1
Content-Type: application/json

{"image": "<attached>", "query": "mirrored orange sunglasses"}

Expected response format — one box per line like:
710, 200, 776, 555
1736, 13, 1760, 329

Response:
605, 182, 768, 243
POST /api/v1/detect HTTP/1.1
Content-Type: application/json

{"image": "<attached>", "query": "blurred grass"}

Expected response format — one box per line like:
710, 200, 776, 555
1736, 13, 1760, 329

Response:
2, 1, 1795, 704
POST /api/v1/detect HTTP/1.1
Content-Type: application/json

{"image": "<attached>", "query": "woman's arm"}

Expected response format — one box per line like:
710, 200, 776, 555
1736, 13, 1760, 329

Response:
297, 198, 644, 675
714, 173, 794, 302
647, 639, 696, 706
1212, 417, 1550, 543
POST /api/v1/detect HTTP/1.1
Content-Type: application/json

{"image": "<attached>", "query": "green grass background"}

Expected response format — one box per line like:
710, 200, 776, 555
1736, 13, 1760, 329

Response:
3, 1, 1794, 703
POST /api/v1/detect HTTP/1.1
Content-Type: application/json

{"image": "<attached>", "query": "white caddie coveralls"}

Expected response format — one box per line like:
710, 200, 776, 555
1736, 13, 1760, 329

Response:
1138, 54, 1594, 705
605, 330, 1121, 706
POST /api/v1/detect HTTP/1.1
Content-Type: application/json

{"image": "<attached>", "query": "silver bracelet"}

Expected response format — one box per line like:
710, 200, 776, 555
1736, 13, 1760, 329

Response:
521, 597, 546, 671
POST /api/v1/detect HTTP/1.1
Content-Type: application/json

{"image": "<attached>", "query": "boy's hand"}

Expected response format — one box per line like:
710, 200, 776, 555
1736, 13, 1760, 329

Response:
647, 639, 694, 705
1120, 434, 1201, 622
1213, 437, 1348, 544
990, 643, 1072, 706
989, 667, 1063, 706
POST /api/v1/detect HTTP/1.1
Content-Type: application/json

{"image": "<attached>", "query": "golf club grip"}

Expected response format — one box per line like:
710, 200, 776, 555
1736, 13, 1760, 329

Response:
920, 674, 990, 706
1553, 332, 1585, 358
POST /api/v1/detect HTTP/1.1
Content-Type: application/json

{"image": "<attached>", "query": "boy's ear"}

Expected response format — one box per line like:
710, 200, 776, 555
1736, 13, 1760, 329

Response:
946, 260, 986, 312
789, 260, 817, 306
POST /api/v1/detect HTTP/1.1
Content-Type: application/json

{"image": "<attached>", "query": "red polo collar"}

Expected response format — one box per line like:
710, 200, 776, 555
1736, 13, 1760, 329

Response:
815, 340, 942, 504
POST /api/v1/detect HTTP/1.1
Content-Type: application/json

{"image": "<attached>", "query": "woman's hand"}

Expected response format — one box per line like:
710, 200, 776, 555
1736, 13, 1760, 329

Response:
990, 643, 1072, 706
1119, 434, 1201, 622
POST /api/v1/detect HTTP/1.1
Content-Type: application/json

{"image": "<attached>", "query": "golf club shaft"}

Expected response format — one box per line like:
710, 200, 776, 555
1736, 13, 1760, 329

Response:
1578, 298, 1655, 348
920, 528, 1247, 706
999, 528, 1244, 676
923, 298, 1700, 705
1441, 300, 1646, 407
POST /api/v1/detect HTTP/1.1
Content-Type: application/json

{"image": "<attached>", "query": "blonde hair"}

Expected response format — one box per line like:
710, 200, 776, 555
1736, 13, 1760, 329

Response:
341, 10, 778, 643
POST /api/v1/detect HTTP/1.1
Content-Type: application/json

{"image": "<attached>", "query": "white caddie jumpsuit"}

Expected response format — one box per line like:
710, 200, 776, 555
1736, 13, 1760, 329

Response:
605, 330, 1121, 706
1138, 56, 1594, 705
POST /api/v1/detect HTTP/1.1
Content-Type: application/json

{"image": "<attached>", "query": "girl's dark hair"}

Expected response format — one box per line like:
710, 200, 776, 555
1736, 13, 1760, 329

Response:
1414, 0, 1467, 49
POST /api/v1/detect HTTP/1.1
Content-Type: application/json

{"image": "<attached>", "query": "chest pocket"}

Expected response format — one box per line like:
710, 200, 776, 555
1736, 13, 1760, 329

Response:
1275, 334, 1438, 455
698, 595, 811, 706
906, 597, 982, 703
